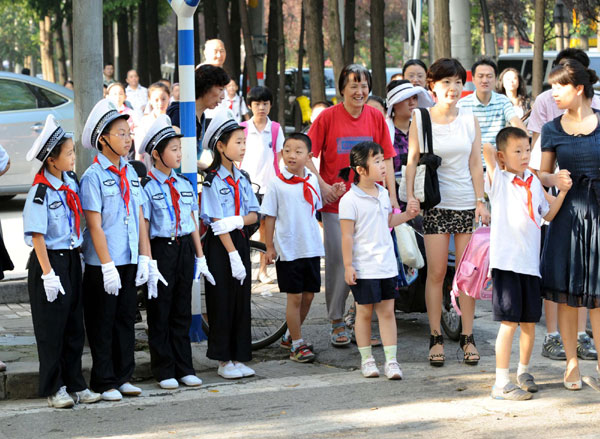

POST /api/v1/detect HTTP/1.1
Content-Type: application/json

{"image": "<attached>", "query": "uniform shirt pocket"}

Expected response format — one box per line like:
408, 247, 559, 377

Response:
47, 199, 66, 219
100, 180, 121, 212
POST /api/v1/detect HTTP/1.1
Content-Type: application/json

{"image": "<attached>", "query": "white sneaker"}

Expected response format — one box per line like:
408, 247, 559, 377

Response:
234, 362, 255, 377
118, 382, 142, 396
102, 389, 122, 401
361, 358, 380, 378
384, 360, 403, 380
180, 375, 202, 387
218, 361, 243, 379
74, 388, 102, 404
159, 378, 179, 389
47, 386, 74, 408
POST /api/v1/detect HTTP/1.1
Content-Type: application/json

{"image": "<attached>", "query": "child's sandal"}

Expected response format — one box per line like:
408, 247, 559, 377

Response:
429, 332, 445, 367
459, 333, 480, 366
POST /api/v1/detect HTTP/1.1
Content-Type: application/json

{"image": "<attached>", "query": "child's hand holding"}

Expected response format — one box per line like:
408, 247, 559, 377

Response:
555, 169, 572, 192
265, 246, 277, 265
344, 266, 357, 286
406, 198, 420, 219
332, 182, 347, 198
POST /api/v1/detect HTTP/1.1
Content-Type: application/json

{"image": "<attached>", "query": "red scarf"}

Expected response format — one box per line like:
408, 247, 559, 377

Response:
33, 171, 83, 237
278, 173, 320, 214
513, 175, 538, 228
225, 176, 241, 215
94, 156, 130, 215
149, 171, 181, 237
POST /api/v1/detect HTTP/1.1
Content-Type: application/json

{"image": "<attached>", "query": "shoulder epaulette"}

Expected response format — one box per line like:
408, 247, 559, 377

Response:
202, 171, 217, 187
33, 184, 48, 205
141, 176, 152, 188
239, 169, 251, 183
66, 170, 79, 186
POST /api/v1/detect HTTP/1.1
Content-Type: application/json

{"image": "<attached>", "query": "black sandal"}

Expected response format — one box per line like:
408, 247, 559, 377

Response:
429, 331, 445, 367
460, 334, 480, 366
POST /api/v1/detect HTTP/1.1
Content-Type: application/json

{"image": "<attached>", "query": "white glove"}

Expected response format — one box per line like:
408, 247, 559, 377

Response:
228, 251, 246, 285
147, 259, 168, 299
135, 255, 150, 286
101, 261, 122, 296
211, 216, 244, 236
194, 256, 216, 285
80, 254, 85, 275
41, 269, 65, 302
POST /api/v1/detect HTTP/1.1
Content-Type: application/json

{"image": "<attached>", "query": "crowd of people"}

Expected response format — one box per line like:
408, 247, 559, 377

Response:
4, 41, 600, 408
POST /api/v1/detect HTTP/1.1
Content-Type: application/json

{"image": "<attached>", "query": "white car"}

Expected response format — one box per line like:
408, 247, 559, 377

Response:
0, 72, 74, 198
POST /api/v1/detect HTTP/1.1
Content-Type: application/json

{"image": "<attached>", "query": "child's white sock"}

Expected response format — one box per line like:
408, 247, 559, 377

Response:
517, 363, 529, 377
358, 346, 373, 364
495, 368, 510, 388
284, 329, 290, 339
383, 345, 397, 363
292, 339, 304, 350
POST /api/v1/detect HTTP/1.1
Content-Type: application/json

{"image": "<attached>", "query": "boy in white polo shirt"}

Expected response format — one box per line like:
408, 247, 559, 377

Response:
261, 133, 324, 363
484, 127, 571, 400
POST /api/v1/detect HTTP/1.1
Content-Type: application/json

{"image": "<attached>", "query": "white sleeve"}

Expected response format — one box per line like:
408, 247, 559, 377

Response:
275, 127, 285, 153
485, 162, 502, 200
338, 194, 356, 221
259, 182, 278, 217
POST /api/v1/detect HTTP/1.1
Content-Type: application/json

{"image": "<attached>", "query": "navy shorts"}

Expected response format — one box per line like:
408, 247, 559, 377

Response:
276, 257, 321, 293
492, 269, 542, 323
350, 277, 399, 305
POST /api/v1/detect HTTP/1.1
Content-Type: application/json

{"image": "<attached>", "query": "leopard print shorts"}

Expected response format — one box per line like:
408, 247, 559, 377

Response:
422, 208, 475, 235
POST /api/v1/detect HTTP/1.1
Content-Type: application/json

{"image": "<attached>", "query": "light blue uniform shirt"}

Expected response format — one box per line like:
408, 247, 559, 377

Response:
200, 165, 260, 225
23, 169, 83, 250
80, 153, 146, 266
142, 167, 199, 239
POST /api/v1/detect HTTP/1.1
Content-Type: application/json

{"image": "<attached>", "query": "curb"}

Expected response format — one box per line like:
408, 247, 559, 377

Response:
0, 280, 28, 304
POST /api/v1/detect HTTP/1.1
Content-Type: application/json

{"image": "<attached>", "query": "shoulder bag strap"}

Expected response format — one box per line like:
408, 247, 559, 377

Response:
419, 108, 434, 154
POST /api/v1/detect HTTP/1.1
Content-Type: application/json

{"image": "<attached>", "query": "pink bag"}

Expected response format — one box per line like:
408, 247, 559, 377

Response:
451, 227, 492, 315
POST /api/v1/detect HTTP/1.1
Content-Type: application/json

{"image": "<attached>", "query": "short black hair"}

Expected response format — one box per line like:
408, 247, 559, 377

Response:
471, 57, 498, 76
366, 95, 386, 111
284, 132, 312, 152
496, 127, 529, 152
311, 100, 333, 109
427, 58, 467, 90
554, 48, 590, 68
104, 63, 113, 68
194, 65, 230, 100
402, 59, 427, 74
247, 86, 273, 105
338, 64, 372, 97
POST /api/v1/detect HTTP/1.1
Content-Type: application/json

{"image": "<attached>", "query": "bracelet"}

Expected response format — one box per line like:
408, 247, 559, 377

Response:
476, 197, 486, 204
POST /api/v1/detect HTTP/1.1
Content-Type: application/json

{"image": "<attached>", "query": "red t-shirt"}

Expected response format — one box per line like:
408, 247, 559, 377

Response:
308, 103, 395, 213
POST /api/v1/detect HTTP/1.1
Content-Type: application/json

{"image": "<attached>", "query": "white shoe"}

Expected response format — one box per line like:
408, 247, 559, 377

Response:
361, 358, 380, 378
180, 375, 202, 387
235, 362, 255, 377
118, 382, 142, 396
47, 386, 74, 408
74, 388, 102, 404
384, 360, 403, 380
218, 361, 243, 379
159, 378, 179, 390
102, 389, 123, 401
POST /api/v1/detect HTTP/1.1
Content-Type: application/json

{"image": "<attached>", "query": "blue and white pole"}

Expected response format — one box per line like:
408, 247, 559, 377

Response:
168, 0, 205, 342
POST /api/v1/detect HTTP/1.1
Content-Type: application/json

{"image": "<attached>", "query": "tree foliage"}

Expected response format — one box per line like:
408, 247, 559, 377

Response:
0, 0, 39, 69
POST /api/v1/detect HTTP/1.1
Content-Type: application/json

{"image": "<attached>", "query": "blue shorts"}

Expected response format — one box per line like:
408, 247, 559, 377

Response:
350, 277, 399, 305
492, 269, 542, 323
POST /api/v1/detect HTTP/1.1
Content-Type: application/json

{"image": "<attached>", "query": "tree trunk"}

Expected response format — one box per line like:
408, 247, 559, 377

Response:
502, 21, 509, 54
40, 17, 55, 83
204, 0, 218, 41
117, 11, 131, 83
239, 0, 258, 88
490, 13, 498, 56
433, 0, 451, 58
343, 0, 356, 65
304, 0, 326, 103
103, 21, 113, 66
194, 9, 201, 67
370, 0, 385, 98
266, 0, 280, 119
129, 6, 135, 65
137, 2, 149, 86
532, 0, 545, 98
230, 0, 241, 83
294, 5, 306, 131
328, 0, 344, 99
277, 0, 286, 125
514, 25, 520, 52
146, 0, 162, 83
216, 0, 236, 77
54, 14, 68, 85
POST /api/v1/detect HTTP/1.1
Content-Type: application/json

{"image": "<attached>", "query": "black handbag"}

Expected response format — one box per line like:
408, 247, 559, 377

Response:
416, 108, 442, 210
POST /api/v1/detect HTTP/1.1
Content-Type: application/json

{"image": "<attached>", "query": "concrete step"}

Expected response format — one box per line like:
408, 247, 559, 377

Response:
0, 279, 28, 304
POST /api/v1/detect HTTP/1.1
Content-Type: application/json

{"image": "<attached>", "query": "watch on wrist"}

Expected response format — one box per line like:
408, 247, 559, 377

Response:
476, 197, 486, 203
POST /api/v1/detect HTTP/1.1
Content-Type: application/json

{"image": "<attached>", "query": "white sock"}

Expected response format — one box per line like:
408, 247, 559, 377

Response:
495, 368, 510, 388
292, 338, 304, 350
577, 332, 587, 338
517, 363, 529, 377
546, 331, 559, 338
284, 329, 290, 339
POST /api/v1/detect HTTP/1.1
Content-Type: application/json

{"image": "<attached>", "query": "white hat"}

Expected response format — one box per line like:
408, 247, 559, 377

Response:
26, 114, 73, 163
138, 114, 183, 156
201, 109, 243, 152
386, 82, 434, 117
82, 98, 130, 150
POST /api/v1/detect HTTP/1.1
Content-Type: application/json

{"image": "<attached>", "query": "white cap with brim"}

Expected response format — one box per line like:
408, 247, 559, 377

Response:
138, 114, 183, 156
26, 114, 73, 163
201, 109, 243, 153
386, 83, 434, 117
82, 98, 130, 150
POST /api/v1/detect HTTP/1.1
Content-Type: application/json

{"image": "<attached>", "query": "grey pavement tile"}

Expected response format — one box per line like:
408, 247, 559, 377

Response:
16, 312, 31, 317
3, 315, 20, 320
0, 305, 10, 311
6, 304, 23, 311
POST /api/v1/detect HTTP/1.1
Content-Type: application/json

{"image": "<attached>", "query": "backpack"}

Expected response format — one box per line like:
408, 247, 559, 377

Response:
240, 120, 281, 176
451, 226, 492, 315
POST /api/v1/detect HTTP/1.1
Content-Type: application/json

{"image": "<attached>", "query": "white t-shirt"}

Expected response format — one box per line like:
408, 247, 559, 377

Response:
240, 118, 284, 194
416, 107, 476, 210
338, 184, 398, 279
217, 93, 248, 123
126, 85, 148, 113
259, 167, 324, 261
486, 163, 549, 277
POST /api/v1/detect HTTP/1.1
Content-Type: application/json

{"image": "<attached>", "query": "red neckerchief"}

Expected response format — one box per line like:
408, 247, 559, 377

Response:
149, 171, 181, 238
513, 175, 539, 228
33, 171, 83, 237
225, 175, 241, 215
278, 173, 320, 214
94, 156, 130, 215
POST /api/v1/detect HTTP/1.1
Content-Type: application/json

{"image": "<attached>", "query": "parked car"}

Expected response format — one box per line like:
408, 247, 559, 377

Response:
0, 72, 74, 198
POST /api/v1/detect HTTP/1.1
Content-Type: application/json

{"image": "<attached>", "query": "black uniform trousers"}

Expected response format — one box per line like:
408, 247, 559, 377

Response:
27, 248, 87, 397
83, 263, 136, 393
146, 234, 195, 381
204, 228, 252, 362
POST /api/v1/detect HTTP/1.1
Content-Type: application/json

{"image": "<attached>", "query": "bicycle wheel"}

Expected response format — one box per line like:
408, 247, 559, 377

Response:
199, 240, 288, 350
441, 266, 462, 341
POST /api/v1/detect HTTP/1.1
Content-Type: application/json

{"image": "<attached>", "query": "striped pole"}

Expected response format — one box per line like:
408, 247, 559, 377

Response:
168, 0, 205, 342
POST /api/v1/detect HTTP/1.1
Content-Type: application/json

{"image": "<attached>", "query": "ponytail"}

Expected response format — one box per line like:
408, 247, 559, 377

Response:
338, 166, 355, 183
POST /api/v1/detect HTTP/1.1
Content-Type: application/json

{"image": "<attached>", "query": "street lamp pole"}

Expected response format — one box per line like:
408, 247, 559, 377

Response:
554, 0, 566, 51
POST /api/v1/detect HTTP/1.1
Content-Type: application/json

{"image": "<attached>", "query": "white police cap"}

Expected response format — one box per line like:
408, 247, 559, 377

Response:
82, 98, 130, 150
201, 109, 243, 153
386, 82, 434, 117
138, 114, 183, 156
26, 114, 73, 163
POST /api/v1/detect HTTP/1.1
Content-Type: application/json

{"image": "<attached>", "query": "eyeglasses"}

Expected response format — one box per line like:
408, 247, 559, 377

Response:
108, 132, 132, 139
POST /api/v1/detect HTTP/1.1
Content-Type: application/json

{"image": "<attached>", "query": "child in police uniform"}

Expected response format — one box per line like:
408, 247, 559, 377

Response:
139, 114, 214, 389
261, 133, 324, 363
200, 110, 260, 379
80, 99, 162, 401
23, 115, 101, 408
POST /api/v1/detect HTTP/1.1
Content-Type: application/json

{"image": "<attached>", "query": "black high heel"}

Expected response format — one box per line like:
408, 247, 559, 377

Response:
429, 332, 445, 367
460, 334, 480, 366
